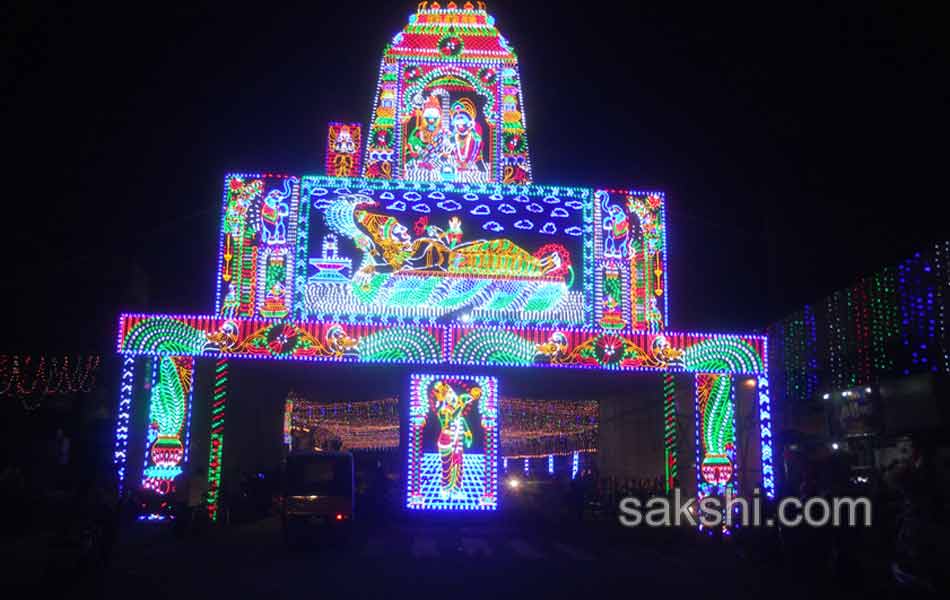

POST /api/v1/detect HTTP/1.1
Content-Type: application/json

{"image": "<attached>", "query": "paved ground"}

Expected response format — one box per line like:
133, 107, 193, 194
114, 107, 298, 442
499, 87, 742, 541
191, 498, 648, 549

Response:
22, 514, 810, 599
7, 495, 909, 599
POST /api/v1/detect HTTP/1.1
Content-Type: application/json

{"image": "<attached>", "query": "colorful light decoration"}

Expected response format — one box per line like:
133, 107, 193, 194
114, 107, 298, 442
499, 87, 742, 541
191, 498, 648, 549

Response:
757, 374, 775, 498
216, 180, 663, 331
206, 359, 228, 521
0, 354, 100, 398
113, 356, 135, 494
112, 2, 777, 518
593, 190, 668, 329
695, 373, 736, 499
326, 122, 362, 177
289, 392, 594, 460
768, 241, 949, 405
662, 373, 677, 493
290, 395, 401, 450
117, 314, 766, 375
407, 374, 498, 511
299, 178, 589, 325
547, 454, 554, 474
214, 174, 300, 318
141, 356, 195, 495
362, 2, 532, 184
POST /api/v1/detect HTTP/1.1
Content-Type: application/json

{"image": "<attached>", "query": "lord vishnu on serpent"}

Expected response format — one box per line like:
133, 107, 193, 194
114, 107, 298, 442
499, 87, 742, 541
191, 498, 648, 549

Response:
348, 204, 565, 285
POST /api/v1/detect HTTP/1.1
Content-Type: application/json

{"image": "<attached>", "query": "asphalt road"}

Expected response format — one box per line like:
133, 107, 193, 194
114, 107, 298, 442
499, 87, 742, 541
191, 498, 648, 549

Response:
31, 513, 807, 600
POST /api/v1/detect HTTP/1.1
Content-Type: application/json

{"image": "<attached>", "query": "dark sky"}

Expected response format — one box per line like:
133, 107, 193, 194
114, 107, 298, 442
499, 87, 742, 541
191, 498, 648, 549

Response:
4, 0, 947, 353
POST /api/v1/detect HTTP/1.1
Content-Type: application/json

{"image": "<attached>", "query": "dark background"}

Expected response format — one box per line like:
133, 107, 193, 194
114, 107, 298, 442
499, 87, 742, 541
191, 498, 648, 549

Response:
4, 0, 947, 352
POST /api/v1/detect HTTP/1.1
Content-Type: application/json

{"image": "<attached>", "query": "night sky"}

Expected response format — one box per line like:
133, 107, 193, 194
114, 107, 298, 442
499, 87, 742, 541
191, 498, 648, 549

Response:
4, 0, 947, 353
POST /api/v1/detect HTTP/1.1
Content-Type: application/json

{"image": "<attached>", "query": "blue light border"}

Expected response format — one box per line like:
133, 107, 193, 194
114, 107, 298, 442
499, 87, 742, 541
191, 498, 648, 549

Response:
406, 373, 499, 511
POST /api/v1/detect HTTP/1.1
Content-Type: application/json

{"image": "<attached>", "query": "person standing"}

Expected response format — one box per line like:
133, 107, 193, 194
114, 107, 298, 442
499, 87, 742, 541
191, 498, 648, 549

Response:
188, 467, 208, 514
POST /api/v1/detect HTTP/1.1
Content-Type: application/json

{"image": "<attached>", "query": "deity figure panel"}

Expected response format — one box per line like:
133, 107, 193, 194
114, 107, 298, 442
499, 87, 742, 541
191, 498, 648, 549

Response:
326, 123, 362, 178
432, 380, 481, 498
403, 90, 491, 183
260, 179, 294, 245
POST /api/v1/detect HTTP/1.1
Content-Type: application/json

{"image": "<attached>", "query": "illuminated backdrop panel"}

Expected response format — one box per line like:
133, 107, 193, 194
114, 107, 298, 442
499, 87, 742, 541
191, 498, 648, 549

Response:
407, 374, 499, 511
300, 176, 589, 324
215, 174, 302, 319
215, 174, 667, 329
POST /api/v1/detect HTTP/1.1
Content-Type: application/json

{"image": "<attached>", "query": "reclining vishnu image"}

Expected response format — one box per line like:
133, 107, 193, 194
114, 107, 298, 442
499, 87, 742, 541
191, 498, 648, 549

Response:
349, 206, 565, 284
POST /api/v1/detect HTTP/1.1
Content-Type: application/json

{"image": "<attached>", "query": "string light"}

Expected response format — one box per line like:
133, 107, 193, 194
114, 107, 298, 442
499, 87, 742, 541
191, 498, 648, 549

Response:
695, 373, 736, 500
206, 359, 228, 521
662, 373, 677, 493
504, 449, 595, 460
768, 241, 949, 404
113, 356, 135, 494
290, 395, 401, 450
288, 393, 597, 457
0, 354, 100, 399
757, 375, 775, 498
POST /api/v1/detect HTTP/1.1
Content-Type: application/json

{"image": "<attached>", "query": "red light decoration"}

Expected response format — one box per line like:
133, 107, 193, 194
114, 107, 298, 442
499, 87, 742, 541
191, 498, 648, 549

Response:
0, 354, 100, 399
206, 359, 228, 522
325, 123, 362, 178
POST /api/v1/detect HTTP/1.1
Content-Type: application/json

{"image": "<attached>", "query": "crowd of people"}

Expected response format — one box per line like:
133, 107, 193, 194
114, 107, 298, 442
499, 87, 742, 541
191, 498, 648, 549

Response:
775, 440, 947, 594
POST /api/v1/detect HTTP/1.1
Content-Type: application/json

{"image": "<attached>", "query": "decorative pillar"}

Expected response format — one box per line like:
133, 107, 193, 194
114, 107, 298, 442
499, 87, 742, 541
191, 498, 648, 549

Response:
662, 373, 677, 493
206, 359, 229, 521
141, 356, 196, 497
694, 373, 737, 502
756, 374, 776, 498
113, 355, 135, 495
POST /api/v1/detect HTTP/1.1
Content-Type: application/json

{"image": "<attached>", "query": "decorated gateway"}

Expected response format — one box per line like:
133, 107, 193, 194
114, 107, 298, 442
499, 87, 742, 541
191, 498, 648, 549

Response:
114, 2, 774, 515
